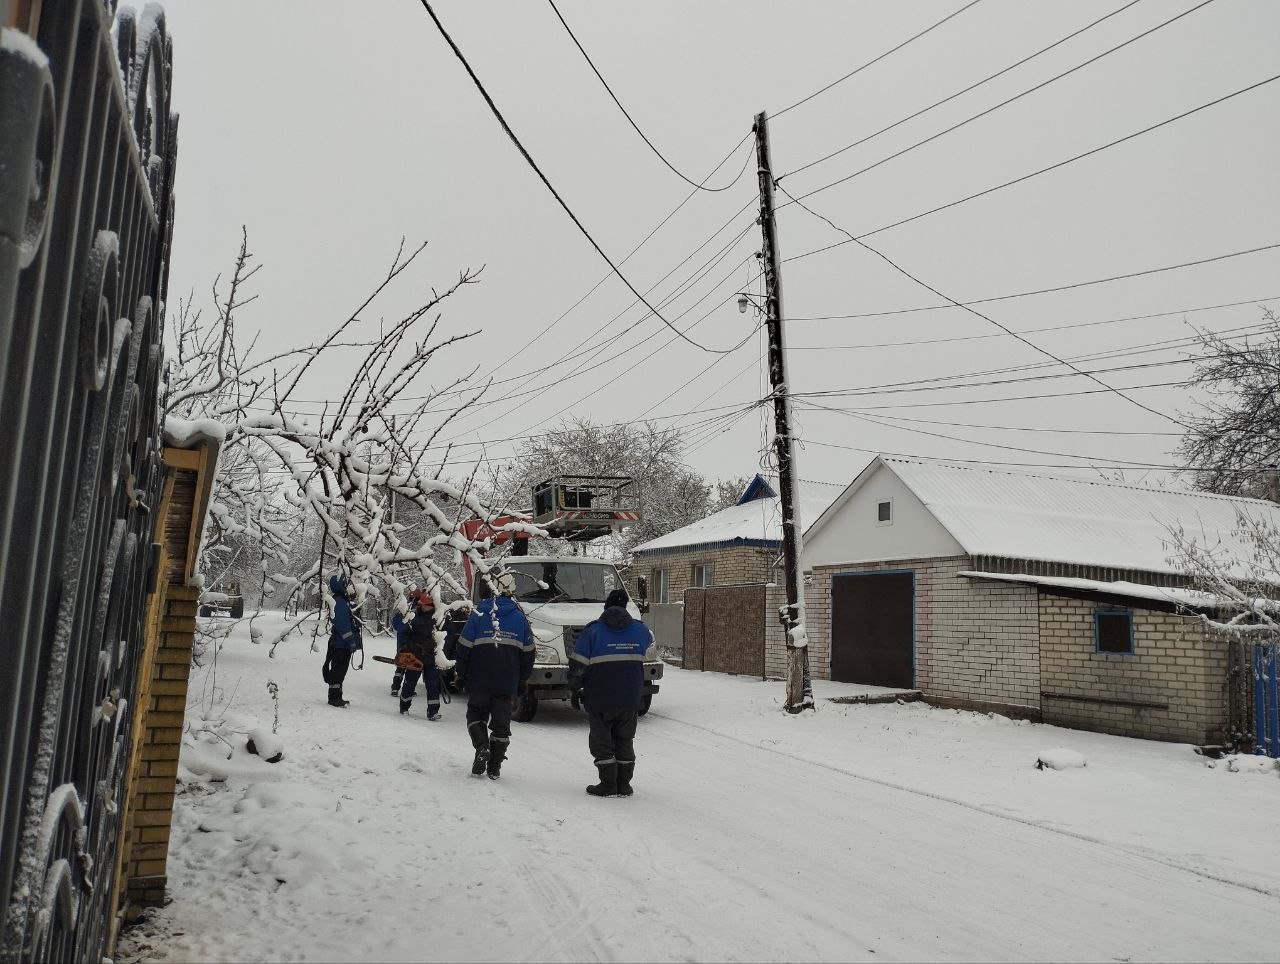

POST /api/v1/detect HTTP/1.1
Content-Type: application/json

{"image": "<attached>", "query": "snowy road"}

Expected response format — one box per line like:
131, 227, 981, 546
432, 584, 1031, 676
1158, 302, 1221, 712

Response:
120, 615, 1280, 963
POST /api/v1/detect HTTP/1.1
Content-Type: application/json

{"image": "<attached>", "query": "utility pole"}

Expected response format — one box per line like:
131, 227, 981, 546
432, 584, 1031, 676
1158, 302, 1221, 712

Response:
754, 110, 813, 714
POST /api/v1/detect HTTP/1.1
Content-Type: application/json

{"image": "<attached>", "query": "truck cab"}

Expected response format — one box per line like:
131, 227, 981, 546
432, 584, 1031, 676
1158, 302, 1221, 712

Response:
472, 554, 664, 721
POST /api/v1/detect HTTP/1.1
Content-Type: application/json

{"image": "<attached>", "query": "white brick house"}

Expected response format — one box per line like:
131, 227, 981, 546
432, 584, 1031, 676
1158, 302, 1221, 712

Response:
804, 456, 1280, 745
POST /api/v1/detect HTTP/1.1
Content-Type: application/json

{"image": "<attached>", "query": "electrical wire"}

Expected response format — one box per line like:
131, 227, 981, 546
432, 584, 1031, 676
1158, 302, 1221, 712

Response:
458, 136, 755, 394
416, 0, 736, 353
546, 0, 741, 192
802, 398, 1182, 468
770, 0, 987, 120
788, 278, 1280, 324
777, 183, 1185, 427
783, 72, 1280, 261
780, 0, 1149, 182
778, 0, 1216, 192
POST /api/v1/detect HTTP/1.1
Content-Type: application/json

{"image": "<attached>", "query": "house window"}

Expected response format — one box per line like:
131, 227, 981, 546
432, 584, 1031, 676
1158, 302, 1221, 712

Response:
877, 500, 893, 525
652, 568, 669, 605
691, 563, 712, 588
1094, 610, 1134, 655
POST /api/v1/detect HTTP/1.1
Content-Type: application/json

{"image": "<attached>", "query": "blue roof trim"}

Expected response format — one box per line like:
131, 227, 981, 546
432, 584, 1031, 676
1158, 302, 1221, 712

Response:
736, 473, 778, 506
633, 537, 780, 558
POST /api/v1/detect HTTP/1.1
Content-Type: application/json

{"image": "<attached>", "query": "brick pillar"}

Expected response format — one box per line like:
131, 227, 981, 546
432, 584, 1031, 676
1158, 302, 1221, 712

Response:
123, 584, 198, 909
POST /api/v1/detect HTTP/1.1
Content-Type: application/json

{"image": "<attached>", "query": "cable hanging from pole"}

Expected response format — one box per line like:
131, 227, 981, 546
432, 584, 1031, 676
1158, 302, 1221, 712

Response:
546, 0, 742, 192
416, 0, 736, 354
775, 182, 1188, 429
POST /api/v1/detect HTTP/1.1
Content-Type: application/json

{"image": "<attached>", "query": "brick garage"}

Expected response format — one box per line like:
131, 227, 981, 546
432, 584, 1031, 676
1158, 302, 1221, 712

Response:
798, 456, 1279, 745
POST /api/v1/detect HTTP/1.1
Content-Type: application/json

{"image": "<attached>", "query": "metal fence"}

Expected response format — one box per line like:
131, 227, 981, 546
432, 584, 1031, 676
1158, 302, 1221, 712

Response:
0, 1, 177, 960
1254, 643, 1279, 758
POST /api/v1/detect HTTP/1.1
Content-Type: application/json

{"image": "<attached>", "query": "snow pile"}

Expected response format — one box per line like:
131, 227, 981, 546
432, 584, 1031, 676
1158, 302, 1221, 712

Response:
1036, 748, 1087, 771
0, 25, 50, 69
245, 728, 283, 763
1223, 754, 1279, 775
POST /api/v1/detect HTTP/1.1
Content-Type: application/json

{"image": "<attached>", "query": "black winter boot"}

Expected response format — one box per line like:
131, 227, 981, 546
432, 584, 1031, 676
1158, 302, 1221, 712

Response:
399, 698, 412, 715
328, 686, 349, 707
616, 759, 635, 797
487, 738, 509, 780
468, 721, 490, 776
586, 761, 618, 797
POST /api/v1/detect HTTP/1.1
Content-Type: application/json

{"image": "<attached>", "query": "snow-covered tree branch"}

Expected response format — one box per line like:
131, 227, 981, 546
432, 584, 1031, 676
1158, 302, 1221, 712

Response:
166, 230, 535, 651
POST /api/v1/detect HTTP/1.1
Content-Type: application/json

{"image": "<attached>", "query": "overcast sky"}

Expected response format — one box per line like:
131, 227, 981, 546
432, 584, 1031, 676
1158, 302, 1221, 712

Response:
153, 0, 1279, 496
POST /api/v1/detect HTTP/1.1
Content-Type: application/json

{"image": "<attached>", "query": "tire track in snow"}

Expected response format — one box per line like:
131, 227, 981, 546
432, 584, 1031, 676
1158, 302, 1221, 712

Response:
646, 710, 1280, 902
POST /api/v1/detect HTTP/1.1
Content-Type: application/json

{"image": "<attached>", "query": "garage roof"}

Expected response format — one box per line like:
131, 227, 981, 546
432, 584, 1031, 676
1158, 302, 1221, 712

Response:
809, 456, 1280, 578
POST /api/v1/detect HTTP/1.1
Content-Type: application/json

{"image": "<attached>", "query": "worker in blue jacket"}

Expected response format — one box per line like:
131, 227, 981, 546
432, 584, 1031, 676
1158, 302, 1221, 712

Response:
455, 573, 534, 779
322, 574, 362, 707
568, 588, 652, 797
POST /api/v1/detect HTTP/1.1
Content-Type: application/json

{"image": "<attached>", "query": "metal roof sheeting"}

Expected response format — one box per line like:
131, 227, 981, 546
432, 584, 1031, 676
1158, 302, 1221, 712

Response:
882, 457, 1280, 577
633, 481, 840, 556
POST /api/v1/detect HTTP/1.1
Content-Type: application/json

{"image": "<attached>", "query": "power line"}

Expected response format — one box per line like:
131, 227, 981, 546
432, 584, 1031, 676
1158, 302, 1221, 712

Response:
777, 183, 1185, 427
847, 410, 1182, 437
784, 72, 1280, 261
793, 354, 1200, 401
459, 136, 755, 395
800, 377, 1192, 412
779, 0, 1216, 191
781, 0, 1148, 181
416, 0, 736, 353
546, 0, 741, 192
804, 401, 1182, 468
799, 438, 1192, 473
789, 276, 1280, 323
771, 0, 987, 119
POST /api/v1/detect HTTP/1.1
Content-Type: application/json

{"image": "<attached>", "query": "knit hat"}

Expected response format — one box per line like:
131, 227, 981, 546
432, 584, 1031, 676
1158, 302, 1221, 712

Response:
604, 588, 630, 610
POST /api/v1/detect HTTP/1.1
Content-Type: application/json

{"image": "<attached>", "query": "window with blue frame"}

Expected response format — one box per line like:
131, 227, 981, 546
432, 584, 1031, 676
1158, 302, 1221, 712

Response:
1094, 609, 1134, 654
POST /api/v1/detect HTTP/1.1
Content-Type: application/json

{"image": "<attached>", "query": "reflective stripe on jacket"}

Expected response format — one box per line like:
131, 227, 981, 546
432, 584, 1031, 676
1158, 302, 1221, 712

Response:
568, 606, 651, 713
456, 596, 534, 697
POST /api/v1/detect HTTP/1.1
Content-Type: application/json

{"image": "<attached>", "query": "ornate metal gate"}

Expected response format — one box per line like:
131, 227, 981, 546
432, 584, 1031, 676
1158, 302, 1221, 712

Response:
0, 2, 177, 960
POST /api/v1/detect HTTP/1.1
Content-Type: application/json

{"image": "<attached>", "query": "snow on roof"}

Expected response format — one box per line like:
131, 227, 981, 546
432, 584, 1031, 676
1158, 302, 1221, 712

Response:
163, 416, 226, 449
880, 457, 1280, 576
958, 571, 1227, 610
633, 481, 841, 556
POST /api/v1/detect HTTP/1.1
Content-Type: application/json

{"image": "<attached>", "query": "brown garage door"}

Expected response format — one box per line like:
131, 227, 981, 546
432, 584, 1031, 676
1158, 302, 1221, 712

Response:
831, 571, 914, 687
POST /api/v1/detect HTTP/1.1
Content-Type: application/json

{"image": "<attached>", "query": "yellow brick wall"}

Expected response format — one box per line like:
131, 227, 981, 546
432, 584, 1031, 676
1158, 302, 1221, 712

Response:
633, 544, 780, 604
1038, 594, 1229, 744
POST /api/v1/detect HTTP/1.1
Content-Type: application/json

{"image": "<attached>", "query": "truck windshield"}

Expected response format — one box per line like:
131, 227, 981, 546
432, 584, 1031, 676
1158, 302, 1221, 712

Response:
504, 562, 621, 604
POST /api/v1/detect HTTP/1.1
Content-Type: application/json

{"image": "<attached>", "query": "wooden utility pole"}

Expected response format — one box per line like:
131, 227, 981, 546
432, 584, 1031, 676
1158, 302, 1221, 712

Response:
754, 110, 813, 714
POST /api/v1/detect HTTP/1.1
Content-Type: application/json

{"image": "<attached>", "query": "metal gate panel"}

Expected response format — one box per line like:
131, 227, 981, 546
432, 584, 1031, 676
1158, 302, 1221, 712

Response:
683, 585, 765, 678
0, 3, 177, 960
1255, 643, 1279, 758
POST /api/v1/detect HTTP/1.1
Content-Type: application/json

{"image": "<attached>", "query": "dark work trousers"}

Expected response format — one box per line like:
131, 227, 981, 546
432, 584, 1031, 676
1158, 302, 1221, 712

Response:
588, 710, 638, 764
323, 645, 352, 699
400, 665, 442, 712
466, 692, 513, 749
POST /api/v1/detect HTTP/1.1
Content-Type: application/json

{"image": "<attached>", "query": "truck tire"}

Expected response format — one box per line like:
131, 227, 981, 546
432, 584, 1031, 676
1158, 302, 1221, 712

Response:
638, 694, 652, 717
513, 691, 538, 723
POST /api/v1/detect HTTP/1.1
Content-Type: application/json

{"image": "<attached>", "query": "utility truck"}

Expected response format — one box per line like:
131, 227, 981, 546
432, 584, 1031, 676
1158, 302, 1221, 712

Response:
460, 475, 663, 722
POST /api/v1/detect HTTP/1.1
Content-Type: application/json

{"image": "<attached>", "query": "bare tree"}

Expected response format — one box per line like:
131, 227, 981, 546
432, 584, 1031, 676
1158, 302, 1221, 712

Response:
1178, 306, 1280, 499
167, 229, 532, 651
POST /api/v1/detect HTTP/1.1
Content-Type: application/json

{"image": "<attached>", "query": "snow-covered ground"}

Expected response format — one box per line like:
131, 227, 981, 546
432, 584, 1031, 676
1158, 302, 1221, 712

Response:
117, 612, 1280, 963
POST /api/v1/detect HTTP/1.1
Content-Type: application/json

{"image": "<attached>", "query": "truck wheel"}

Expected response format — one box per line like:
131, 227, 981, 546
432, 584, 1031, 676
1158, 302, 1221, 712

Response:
513, 691, 538, 723
638, 694, 652, 717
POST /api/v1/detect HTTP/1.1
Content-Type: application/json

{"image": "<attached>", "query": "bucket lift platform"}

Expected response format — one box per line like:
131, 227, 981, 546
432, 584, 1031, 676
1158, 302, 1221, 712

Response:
531, 475, 642, 542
